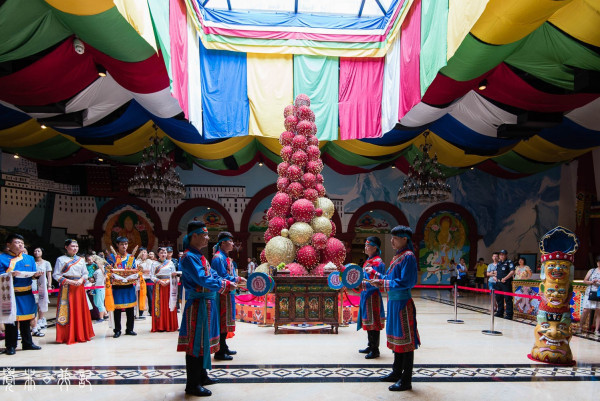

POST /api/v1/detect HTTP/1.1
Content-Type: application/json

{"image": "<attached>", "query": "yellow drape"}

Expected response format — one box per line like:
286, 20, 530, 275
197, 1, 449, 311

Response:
548, 0, 600, 47
447, 0, 489, 59
113, 0, 158, 52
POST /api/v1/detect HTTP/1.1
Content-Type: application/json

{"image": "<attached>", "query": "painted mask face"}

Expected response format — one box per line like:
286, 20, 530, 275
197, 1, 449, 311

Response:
531, 319, 572, 364
543, 285, 569, 308
542, 260, 571, 284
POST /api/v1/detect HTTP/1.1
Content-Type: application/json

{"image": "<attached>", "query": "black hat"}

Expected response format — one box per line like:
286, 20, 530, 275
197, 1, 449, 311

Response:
217, 231, 234, 242
499, 249, 508, 254
365, 236, 381, 248
115, 236, 128, 244
139, 247, 147, 251
391, 225, 413, 238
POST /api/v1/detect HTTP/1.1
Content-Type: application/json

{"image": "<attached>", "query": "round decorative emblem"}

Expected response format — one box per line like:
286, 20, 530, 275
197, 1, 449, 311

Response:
247, 272, 271, 296
327, 271, 343, 290
341, 264, 363, 289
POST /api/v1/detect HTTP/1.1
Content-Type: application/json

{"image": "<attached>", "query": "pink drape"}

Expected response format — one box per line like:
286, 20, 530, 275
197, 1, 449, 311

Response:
339, 57, 384, 140
398, 0, 422, 119
169, 0, 188, 117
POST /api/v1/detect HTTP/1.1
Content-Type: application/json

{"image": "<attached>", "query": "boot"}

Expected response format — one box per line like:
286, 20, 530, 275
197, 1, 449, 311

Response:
200, 368, 219, 386
389, 351, 413, 391
380, 351, 403, 382
365, 331, 380, 359
214, 333, 233, 360
185, 355, 212, 396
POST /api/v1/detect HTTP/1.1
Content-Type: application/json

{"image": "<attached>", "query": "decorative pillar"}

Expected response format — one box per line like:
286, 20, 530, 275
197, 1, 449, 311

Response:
574, 152, 597, 269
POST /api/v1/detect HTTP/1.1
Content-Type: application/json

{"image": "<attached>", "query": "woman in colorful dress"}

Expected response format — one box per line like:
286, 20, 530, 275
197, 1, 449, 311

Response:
151, 247, 179, 332
374, 225, 420, 392
357, 236, 386, 359
53, 239, 95, 344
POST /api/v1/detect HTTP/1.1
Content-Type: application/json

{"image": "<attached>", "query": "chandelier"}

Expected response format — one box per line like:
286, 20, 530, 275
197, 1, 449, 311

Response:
398, 131, 451, 204
128, 125, 186, 199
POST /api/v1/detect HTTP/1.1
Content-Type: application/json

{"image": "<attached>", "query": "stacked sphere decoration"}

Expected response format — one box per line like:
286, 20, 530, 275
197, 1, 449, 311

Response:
295, 94, 311, 108
312, 263, 326, 277
316, 174, 324, 184
277, 177, 290, 192
315, 183, 326, 197
255, 263, 271, 274
286, 262, 308, 276
287, 217, 295, 227
292, 134, 308, 150
277, 161, 290, 177
281, 145, 294, 162
291, 199, 316, 223
296, 245, 319, 269
287, 182, 304, 199
330, 221, 336, 237
284, 115, 299, 132
311, 216, 333, 236
283, 104, 296, 118
323, 237, 346, 266
271, 192, 292, 216
280, 228, 289, 238
312, 232, 328, 250
286, 164, 303, 182
291, 150, 308, 168
303, 188, 318, 202
306, 146, 320, 161
296, 105, 315, 122
264, 229, 275, 243
296, 121, 313, 136
288, 222, 314, 246
309, 121, 318, 135
266, 207, 276, 221
280, 131, 295, 146
260, 249, 267, 264
315, 197, 335, 219
308, 135, 319, 147
301, 173, 316, 189
306, 160, 323, 175
268, 217, 287, 236
265, 236, 296, 266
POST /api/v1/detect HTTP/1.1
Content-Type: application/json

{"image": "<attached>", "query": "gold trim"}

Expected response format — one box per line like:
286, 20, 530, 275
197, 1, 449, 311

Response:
114, 301, 138, 309
14, 285, 32, 292
16, 313, 35, 321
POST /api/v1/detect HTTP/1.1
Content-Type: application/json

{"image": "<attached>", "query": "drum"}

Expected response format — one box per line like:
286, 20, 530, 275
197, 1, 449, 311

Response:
327, 271, 344, 290
247, 272, 273, 296
341, 263, 363, 289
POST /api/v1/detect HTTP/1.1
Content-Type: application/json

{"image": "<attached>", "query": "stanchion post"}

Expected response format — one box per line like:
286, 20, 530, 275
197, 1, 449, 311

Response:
482, 288, 502, 336
447, 283, 464, 324
258, 294, 272, 327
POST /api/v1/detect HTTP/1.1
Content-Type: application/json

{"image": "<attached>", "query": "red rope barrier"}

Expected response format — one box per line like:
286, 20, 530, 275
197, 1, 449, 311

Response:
414, 285, 453, 289
456, 285, 541, 300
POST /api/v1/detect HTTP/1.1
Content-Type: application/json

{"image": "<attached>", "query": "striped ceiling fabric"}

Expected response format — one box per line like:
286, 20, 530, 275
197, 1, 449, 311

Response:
0, 0, 598, 178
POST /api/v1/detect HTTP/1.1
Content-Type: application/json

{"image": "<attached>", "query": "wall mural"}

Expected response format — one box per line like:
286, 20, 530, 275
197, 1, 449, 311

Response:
419, 211, 470, 285
354, 210, 396, 234
248, 195, 274, 232
102, 205, 155, 252
178, 207, 228, 233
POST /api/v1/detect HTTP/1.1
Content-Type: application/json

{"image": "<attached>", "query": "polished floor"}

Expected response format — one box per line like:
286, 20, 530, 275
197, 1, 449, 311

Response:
1, 289, 598, 400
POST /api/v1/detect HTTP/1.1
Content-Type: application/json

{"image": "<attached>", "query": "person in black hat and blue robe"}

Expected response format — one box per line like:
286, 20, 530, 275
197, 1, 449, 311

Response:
177, 221, 237, 397
373, 225, 420, 392
357, 236, 386, 359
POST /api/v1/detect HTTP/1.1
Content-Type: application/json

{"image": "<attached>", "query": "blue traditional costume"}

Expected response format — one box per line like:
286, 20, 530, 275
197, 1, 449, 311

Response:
211, 231, 242, 360
356, 236, 386, 359
105, 237, 141, 337
379, 225, 420, 392
1, 234, 40, 354
177, 222, 235, 396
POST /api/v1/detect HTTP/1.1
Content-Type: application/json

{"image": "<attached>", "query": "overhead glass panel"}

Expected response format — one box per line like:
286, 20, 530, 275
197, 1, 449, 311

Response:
202, 0, 393, 17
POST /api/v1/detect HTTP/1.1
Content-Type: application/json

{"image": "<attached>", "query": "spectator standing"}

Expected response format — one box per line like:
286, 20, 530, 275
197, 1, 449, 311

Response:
32, 247, 52, 335
487, 252, 499, 290
581, 256, 600, 336
247, 257, 256, 275
475, 258, 487, 289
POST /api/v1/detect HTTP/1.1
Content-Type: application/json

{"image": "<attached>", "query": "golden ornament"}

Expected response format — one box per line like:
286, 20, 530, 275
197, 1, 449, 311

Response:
311, 216, 332, 236
288, 222, 314, 246
315, 197, 335, 219
265, 236, 296, 266
255, 263, 271, 274
280, 228, 289, 238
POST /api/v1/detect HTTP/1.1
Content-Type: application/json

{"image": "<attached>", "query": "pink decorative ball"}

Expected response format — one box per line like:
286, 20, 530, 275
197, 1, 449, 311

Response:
301, 173, 316, 189
306, 145, 320, 161
277, 177, 290, 192
286, 164, 303, 182
292, 134, 308, 151
316, 174, 324, 184
330, 221, 336, 237
296, 105, 315, 122
287, 182, 304, 199
286, 262, 308, 276
268, 217, 287, 236
303, 188, 318, 202
281, 146, 294, 162
277, 161, 290, 177
312, 232, 328, 250
323, 237, 346, 266
284, 115, 299, 132
315, 183, 326, 197
266, 207, 276, 221
291, 199, 316, 223
296, 121, 313, 137
264, 229, 274, 243
279, 131, 295, 146
291, 150, 308, 168
306, 159, 323, 175
271, 192, 292, 216
312, 263, 326, 276
296, 245, 318, 269
260, 249, 267, 263
315, 208, 323, 217
283, 104, 296, 118
308, 135, 319, 147
309, 121, 318, 135
287, 217, 295, 227
294, 94, 311, 108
